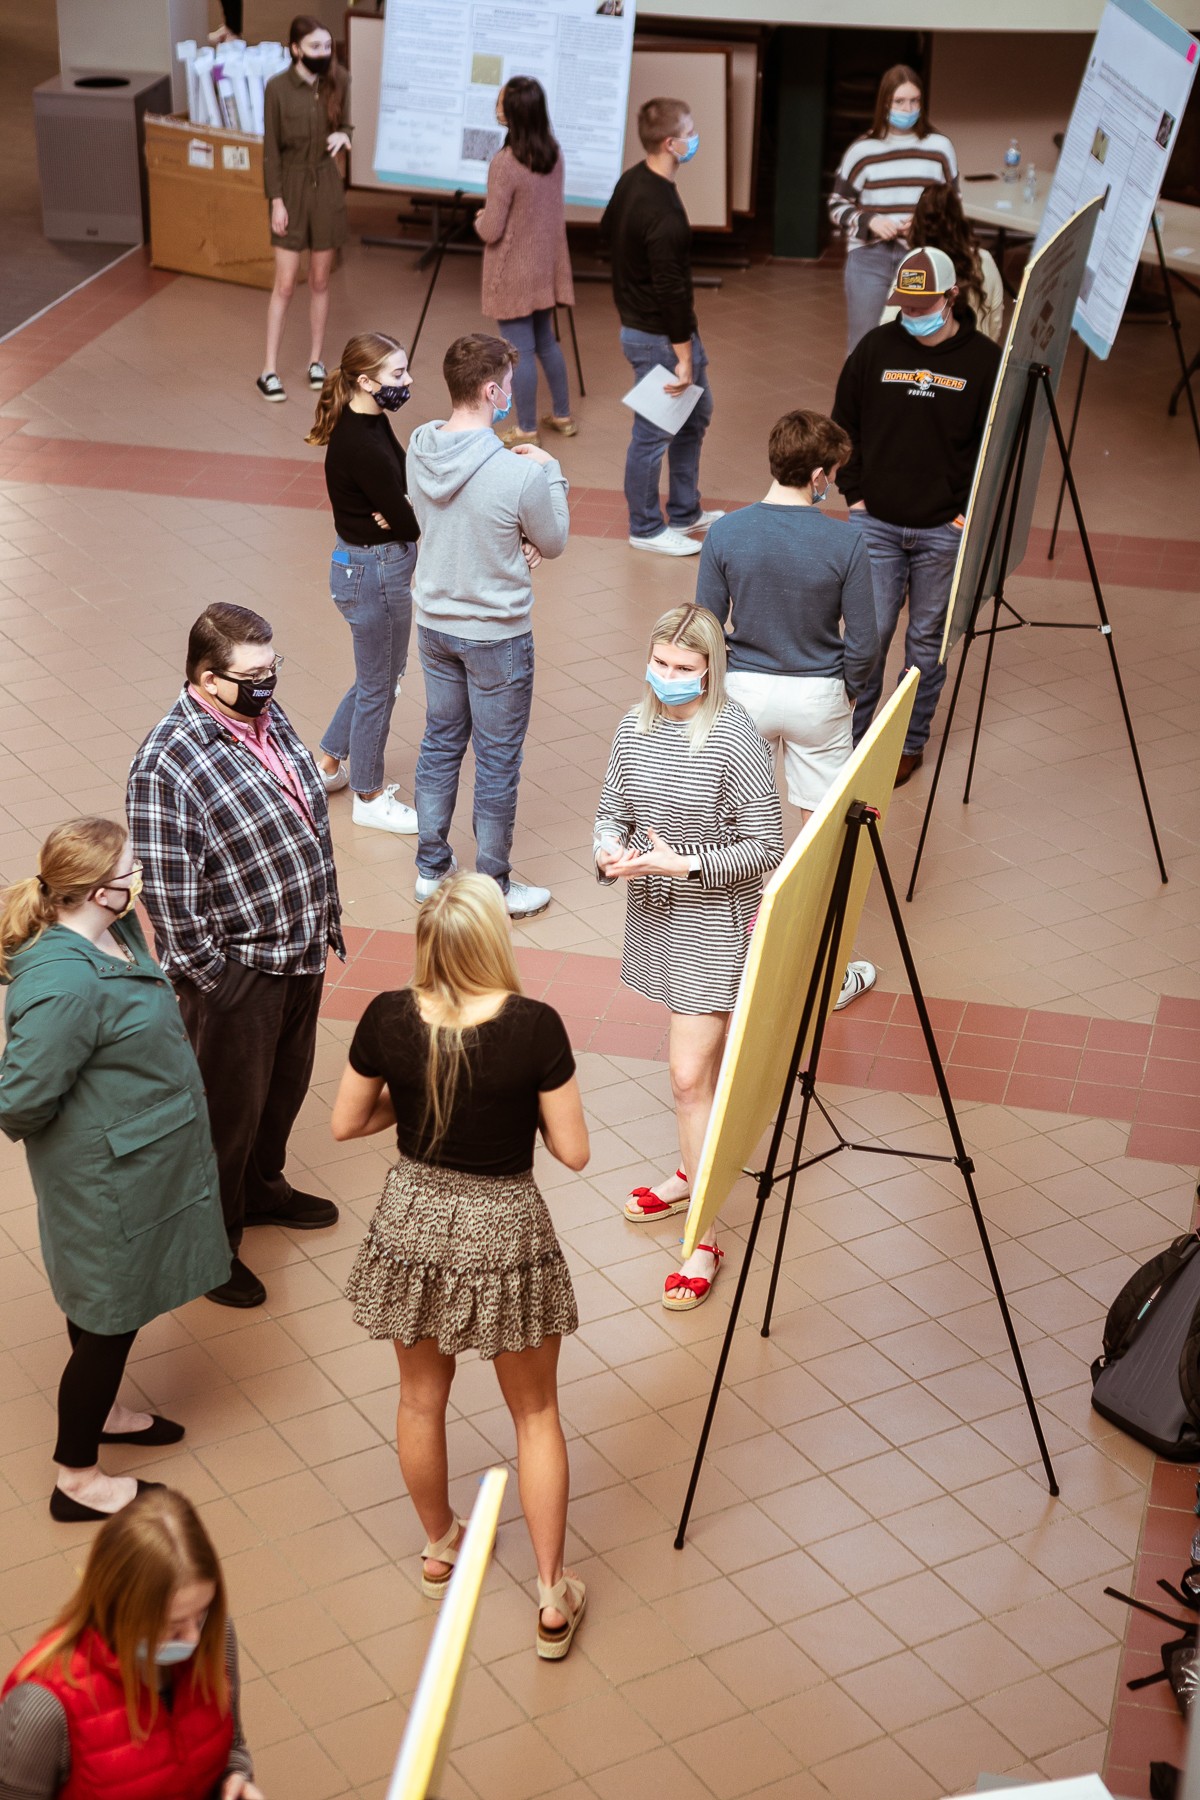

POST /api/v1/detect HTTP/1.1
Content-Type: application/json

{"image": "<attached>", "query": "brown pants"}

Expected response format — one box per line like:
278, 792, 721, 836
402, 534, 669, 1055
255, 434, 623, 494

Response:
177, 961, 324, 1249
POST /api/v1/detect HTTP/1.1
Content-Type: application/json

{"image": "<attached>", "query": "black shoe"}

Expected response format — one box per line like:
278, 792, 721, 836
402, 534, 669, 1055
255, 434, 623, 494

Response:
98, 1414, 185, 1447
243, 1191, 339, 1231
50, 1478, 164, 1523
205, 1256, 267, 1308
257, 372, 286, 402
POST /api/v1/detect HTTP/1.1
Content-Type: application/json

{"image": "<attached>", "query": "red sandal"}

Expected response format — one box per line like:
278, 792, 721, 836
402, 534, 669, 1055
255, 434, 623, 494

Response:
662, 1243, 724, 1311
624, 1169, 690, 1222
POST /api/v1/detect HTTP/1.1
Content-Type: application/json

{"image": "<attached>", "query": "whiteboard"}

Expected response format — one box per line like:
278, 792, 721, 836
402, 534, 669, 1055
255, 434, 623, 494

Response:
1033, 0, 1198, 357
371, 0, 636, 209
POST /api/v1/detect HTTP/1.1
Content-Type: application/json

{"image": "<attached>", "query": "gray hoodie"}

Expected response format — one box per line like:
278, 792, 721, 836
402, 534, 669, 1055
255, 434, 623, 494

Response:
406, 423, 570, 642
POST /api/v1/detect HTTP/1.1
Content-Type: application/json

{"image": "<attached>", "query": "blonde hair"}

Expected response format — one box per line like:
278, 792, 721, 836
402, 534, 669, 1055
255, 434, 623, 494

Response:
306, 332, 404, 447
16, 1489, 229, 1739
410, 873, 523, 1153
0, 816, 127, 979
636, 604, 728, 752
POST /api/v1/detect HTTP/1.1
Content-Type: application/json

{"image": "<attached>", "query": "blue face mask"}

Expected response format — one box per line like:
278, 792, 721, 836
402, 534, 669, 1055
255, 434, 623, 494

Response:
676, 132, 700, 164
646, 663, 705, 706
889, 108, 919, 131
491, 386, 512, 423
901, 302, 948, 339
137, 1639, 198, 1668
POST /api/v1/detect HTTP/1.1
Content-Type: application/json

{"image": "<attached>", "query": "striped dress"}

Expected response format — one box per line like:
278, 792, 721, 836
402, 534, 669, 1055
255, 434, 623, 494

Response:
829, 131, 959, 248
595, 702, 784, 1015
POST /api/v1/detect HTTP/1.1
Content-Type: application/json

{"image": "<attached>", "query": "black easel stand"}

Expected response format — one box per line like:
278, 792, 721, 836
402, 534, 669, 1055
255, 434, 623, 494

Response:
906, 362, 1168, 907
674, 800, 1059, 1550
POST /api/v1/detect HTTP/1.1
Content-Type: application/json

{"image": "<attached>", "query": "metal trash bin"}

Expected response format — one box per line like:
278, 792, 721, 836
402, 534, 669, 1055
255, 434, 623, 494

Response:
33, 70, 172, 244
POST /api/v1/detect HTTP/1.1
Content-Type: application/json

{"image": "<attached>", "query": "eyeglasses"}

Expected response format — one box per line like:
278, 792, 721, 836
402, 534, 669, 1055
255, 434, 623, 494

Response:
107, 861, 143, 886
218, 655, 284, 682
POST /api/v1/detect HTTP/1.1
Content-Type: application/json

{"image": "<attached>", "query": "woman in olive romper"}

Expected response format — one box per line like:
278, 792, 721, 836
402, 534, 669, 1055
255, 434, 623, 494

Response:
259, 15, 351, 404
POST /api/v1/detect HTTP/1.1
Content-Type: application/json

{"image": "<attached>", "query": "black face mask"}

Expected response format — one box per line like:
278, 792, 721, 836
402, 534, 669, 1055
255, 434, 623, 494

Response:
373, 384, 410, 413
218, 671, 277, 718
300, 52, 332, 76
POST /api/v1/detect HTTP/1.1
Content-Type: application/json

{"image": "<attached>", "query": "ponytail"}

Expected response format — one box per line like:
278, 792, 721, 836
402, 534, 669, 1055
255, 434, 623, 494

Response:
0, 878, 56, 979
306, 331, 404, 447
0, 816, 127, 979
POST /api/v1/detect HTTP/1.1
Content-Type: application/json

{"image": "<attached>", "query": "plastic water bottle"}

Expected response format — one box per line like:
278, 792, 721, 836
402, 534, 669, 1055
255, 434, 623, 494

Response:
1023, 164, 1038, 204
1003, 138, 1021, 183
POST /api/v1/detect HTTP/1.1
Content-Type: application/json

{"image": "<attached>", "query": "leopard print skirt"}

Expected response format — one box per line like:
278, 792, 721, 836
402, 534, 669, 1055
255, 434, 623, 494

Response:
345, 1153, 578, 1360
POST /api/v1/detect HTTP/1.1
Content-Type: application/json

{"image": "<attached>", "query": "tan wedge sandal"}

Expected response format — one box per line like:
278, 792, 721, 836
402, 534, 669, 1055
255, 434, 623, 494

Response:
420, 1518, 466, 1600
536, 1571, 587, 1660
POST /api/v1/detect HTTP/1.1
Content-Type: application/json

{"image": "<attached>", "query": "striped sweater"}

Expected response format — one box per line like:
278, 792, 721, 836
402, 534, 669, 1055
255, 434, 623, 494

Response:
829, 131, 959, 247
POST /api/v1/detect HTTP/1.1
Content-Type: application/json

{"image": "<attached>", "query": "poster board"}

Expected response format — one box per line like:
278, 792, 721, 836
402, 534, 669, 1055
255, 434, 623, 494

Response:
1033, 0, 1198, 359
385, 1468, 507, 1800
939, 198, 1102, 659
372, 0, 636, 209
682, 672, 918, 1259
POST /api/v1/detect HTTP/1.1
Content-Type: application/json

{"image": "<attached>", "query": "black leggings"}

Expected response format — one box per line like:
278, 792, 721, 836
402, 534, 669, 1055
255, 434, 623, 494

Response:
54, 1320, 138, 1469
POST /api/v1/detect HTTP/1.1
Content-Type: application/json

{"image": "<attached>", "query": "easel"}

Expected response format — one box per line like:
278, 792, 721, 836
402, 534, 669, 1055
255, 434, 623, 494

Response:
906, 361, 1168, 905
675, 799, 1059, 1549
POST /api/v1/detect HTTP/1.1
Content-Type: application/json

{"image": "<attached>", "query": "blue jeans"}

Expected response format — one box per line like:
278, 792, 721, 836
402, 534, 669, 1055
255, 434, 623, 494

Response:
850, 512, 962, 756
320, 538, 415, 794
619, 327, 713, 539
413, 627, 535, 890
497, 309, 570, 433
844, 241, 909, 354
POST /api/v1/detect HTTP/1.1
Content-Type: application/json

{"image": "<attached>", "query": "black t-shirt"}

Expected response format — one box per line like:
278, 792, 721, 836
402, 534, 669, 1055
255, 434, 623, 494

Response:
324, 406, 420, 547
348, 989, 576, 1176
599, 162, 696, 345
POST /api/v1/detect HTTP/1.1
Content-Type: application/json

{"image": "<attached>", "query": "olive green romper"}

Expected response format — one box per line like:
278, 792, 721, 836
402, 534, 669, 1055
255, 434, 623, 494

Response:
263, 63, 351, 252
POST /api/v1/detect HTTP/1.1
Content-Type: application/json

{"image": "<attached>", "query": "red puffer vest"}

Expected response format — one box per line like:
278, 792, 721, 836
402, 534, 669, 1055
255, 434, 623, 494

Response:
2, 1627, 233, 1800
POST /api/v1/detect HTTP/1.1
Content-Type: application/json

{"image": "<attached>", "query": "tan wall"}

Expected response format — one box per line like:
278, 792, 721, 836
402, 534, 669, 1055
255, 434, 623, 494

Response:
205, 0, 344, 41
929, 31, 1090, 179
643, 0, 1200, 27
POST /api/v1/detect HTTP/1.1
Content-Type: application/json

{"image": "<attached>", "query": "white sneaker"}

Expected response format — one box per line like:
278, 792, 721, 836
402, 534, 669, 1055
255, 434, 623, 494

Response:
352, 786, 418, 834
628, 528, 702, 557
318, 758, 349, 794
834, 960, 877, 1012
683, 509, 726, 533
414, 857, 456, 902
505, 879, 552, 919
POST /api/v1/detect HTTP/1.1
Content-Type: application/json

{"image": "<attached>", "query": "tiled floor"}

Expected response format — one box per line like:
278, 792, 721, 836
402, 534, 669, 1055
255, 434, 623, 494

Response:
1, 183, 1199, 1800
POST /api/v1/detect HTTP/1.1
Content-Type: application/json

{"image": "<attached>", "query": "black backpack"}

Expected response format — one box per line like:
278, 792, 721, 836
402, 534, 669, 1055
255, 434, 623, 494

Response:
1091, 1226, 1200, 1460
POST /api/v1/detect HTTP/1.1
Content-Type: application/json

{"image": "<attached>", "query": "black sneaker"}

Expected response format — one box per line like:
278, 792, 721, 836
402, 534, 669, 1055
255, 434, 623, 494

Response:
206, 1257, 266, 1308
257, 372, 286, 403
308, 361, 327, 388
243, 1191, 339, 1231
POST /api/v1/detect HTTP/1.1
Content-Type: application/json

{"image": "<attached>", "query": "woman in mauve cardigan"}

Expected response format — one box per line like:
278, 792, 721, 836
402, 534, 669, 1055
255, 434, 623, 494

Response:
474, 77, 576, 446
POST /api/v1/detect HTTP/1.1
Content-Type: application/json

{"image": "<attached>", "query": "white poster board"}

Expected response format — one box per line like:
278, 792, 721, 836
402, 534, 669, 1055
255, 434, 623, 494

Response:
1033, 0, 1198, 358
940, 198, 1102, 658
374, 0, 637, 209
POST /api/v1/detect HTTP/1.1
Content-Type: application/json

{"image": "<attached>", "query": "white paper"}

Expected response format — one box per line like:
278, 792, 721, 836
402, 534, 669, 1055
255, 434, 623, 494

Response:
944, 1778, 1111, 1800
621, 366, 703, 436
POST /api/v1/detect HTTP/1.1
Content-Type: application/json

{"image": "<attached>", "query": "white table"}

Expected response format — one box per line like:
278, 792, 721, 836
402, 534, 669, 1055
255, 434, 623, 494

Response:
962, 174, 1200, 277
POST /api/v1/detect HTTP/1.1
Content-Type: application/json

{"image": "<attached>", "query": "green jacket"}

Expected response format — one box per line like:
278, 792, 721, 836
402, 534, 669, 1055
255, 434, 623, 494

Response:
0, 918, 230, 1334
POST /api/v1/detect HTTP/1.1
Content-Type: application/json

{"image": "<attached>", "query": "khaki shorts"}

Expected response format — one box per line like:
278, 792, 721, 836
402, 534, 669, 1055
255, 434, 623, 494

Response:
726, 672, 853, 813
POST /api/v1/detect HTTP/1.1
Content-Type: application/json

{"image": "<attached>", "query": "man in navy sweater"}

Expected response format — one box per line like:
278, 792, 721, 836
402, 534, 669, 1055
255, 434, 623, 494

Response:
833, 246, 1000, 784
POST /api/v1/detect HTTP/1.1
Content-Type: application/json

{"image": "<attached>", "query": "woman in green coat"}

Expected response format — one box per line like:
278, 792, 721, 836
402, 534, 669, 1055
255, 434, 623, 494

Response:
0, 818, 230, 1525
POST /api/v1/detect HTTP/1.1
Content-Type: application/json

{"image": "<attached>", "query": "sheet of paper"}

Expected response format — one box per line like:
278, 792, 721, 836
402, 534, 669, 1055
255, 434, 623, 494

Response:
621, 366, 704, 435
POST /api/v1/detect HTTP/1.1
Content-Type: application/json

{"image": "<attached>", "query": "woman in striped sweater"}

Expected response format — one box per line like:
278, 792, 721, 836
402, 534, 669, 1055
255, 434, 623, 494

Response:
829, 65, 959, 353
594, 605, 784, 1311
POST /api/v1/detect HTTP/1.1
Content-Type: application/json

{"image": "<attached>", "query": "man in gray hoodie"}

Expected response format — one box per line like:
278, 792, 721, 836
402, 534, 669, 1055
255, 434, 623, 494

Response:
406, 333, 570, 917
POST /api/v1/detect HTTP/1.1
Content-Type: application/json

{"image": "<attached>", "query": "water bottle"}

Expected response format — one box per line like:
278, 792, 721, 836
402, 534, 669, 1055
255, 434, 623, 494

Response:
1023, 164, 1038, 204
1003, 138, 1021, 183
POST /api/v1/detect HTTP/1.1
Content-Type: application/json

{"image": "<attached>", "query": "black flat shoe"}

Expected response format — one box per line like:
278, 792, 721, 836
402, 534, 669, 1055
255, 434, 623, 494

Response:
50, 1478, 164, 1523
244, 1191, 339, 1231
98, 1415, 185, 1447
205, 1256, 266, 1309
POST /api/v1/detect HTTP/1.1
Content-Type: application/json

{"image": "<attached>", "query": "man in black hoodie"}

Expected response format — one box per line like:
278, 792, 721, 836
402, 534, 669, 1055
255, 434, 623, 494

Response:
833, 246, 1000, 784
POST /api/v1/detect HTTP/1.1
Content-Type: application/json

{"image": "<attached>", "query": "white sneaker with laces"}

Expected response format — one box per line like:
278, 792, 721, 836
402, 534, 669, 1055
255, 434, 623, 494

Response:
834, 959, 877, 1012
628, 528, 702, 557
683, 509, 726, 533
414, 857, 457, 902
308, 361, 327, 389
352, 786, 418, 834
505, 879, 552, 919
319, 758, 349, 794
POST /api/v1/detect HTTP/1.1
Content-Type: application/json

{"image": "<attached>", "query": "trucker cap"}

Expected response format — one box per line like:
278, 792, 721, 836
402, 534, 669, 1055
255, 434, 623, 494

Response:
889, 246, 957, 302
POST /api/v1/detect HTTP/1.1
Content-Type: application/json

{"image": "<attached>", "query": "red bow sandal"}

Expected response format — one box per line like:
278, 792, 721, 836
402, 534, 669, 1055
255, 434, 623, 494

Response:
624, 1169, 690, 1222
662, 1243, 725, 1312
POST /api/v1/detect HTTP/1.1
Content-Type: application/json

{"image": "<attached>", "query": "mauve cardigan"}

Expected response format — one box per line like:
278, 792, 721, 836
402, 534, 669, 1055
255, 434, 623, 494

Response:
475, 147, 575, 319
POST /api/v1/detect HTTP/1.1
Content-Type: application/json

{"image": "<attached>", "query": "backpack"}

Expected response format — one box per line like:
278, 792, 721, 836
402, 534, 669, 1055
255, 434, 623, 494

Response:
1090, 1226, 1200, 1460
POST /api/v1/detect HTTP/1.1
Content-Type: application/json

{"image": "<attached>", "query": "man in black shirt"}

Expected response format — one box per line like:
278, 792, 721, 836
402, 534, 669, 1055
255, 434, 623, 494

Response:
833, 247, 1000, 784
600, 97, 723, 557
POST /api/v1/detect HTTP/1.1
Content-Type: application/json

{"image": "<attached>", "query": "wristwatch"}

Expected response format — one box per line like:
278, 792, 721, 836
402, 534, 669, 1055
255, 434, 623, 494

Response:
686, 855, 702, 882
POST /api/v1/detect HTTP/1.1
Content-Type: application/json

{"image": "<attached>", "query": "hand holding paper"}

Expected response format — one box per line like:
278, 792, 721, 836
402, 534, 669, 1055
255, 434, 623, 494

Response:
622, 366, 705, 437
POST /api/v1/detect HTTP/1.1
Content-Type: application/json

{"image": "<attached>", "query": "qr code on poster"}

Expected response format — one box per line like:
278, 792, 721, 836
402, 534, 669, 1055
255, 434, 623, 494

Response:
461, 127, 503, 163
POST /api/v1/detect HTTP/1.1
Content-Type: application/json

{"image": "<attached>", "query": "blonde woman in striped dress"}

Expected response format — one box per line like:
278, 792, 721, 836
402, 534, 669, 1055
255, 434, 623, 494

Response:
594, 606, 784, 1311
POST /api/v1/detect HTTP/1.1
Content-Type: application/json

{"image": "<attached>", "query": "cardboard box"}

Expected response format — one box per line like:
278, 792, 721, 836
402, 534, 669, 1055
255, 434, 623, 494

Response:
145, 113, 280, 288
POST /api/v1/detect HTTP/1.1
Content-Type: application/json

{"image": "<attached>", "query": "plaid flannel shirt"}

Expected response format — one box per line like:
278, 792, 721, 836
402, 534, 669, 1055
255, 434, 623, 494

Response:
127, 689, 344, 993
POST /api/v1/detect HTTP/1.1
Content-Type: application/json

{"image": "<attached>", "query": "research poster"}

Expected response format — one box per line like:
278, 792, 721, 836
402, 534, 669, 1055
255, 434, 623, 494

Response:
1034, 0, 1197, 358
375, 0, 637, 208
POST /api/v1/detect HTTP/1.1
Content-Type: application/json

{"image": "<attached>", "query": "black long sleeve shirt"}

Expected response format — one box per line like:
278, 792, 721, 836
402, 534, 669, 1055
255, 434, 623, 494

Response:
323, 406, 419, 546
599, 162, 697, 344
832, 312, 1000, 529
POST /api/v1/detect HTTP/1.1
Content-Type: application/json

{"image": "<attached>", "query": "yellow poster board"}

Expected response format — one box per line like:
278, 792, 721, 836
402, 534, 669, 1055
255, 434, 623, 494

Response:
386, 1468, 507, 1800
682, 671, 918, 1258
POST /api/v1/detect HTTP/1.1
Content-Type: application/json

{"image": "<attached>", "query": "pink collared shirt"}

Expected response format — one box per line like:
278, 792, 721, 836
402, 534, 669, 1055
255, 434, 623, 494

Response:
189, 686, 314, 828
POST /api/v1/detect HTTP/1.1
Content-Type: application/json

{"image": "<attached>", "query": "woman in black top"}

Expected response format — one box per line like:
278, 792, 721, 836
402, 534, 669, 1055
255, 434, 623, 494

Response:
332, 873, 590, 1660
306, 332, 421, 835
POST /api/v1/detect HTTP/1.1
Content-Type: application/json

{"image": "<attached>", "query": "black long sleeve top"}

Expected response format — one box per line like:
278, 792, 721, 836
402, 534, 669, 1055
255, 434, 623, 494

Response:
324, 405, 419, 546
599, 162, 697, 345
